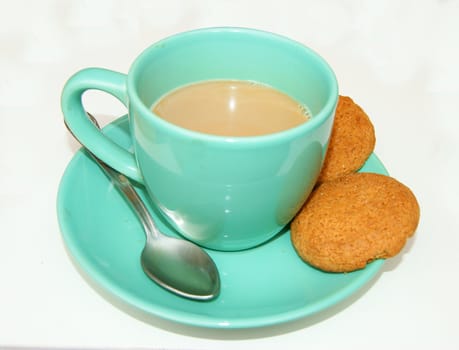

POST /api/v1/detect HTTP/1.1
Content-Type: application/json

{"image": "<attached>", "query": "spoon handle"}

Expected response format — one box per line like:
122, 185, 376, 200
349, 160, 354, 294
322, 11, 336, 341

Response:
91, 155, 160, 240
65, 113, 159, 240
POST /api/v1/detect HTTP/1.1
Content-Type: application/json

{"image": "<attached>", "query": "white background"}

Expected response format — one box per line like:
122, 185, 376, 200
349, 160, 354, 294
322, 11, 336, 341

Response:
1, 0, 458, 349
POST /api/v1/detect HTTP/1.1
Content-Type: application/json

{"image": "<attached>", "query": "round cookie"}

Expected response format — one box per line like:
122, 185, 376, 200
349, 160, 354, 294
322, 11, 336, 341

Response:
291, 173, 420, 272
317, 96, 376, 183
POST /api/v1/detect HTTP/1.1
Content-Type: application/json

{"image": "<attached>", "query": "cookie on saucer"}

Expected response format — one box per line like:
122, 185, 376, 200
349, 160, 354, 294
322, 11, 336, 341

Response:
317, 96, 376, 183
291, 173, 420, 272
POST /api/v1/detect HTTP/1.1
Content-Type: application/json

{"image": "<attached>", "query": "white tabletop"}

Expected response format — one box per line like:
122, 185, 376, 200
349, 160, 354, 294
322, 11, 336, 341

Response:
1, 0, 458, 349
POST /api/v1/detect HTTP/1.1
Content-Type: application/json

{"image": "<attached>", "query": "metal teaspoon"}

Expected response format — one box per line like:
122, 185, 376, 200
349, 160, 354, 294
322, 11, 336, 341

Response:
65, 113, 220, 301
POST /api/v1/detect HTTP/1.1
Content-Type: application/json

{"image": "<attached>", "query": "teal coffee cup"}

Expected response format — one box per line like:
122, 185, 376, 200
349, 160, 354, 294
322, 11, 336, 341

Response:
61, 27, 338, 251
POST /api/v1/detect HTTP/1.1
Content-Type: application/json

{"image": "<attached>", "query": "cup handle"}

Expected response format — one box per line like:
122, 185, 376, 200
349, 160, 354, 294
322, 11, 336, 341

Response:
61, 67, 143, 184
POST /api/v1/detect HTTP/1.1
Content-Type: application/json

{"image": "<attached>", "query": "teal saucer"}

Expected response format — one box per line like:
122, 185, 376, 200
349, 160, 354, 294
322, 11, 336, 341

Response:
57, 116, 387, 329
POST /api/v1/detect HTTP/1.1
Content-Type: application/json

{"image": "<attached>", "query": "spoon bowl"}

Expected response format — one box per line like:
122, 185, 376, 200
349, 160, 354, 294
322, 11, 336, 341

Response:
141, 235, 220, 299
